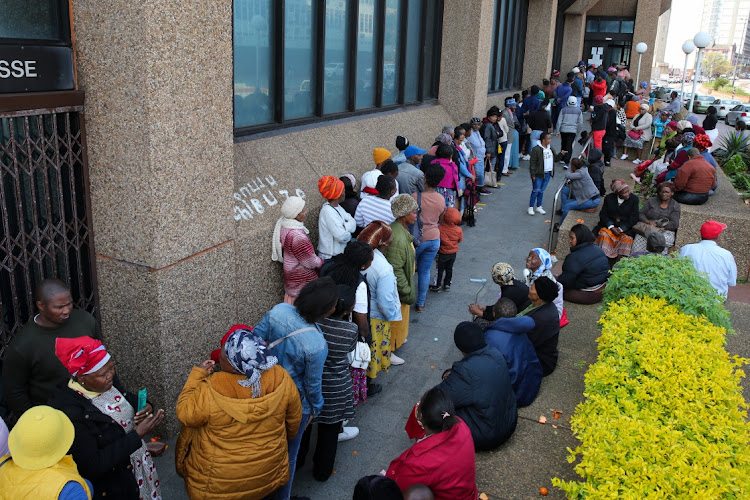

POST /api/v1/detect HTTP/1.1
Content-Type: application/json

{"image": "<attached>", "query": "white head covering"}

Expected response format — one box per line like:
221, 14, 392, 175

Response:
271, 196, 307, 262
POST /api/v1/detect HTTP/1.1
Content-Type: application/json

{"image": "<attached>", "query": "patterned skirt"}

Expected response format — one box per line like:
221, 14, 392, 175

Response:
351, 368, 368, 406
595, 227, 634, 258
367, 318, 391, 379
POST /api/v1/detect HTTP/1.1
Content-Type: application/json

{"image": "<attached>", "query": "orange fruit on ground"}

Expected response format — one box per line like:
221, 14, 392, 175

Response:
540, 487, 549, 496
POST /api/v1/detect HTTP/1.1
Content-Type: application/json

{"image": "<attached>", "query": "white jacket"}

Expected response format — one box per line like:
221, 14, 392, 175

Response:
317, 203, 356, 259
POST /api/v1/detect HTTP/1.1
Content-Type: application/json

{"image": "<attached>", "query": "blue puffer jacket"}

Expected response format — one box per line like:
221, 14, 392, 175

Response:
557, 241, 610, 290
437, 345, 517, 451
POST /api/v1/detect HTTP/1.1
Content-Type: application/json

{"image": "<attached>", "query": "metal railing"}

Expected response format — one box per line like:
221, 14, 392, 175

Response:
547, 135, 593, 251
0, 92, 99, 358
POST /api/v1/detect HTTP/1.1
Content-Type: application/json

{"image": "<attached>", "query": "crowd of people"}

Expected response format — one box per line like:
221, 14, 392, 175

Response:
0, 62, 741, 500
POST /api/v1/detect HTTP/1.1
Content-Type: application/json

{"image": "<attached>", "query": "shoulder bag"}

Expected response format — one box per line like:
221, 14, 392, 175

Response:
348, 336, 372, 369
268, 326, 319, 349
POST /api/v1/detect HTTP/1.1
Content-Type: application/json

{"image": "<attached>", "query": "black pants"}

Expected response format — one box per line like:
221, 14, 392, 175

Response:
435, 252, 457, 287
602, 135, 615, 163
560, 132, 576, 164
298, 421, 341, 482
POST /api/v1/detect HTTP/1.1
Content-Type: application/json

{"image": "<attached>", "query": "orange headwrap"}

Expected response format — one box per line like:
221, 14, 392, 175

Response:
318, 175, 345, 200
373, 148, 391, 165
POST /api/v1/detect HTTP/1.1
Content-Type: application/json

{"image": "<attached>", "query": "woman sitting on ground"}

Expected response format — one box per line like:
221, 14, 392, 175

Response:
556, 224, 610, 304
175, 327, 302, 499
523, 248, 563, 318
357, 221, 401, 396
386, 388, 478, 500
521, 277, 561, 376
594, 179, 639, 262
49, 337, 164, 500
468, 262, 530, 321
631, 181, 680, 255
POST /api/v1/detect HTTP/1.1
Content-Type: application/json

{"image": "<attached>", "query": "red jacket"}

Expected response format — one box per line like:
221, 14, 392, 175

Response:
386, 419, 478, 500
438, 207, 463, 254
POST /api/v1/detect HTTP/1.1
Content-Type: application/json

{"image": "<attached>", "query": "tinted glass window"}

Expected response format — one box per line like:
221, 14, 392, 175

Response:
586, 19, 598, 32
620, 20, 634, 33
599, 20, 620, 33
234, 0, 274, 128
284, 1, 316, 119
0, 0, 65, 41
403, 0, 421, 102
382, 0, 402, 106
323, 2, 350, 114
356, 0, 377, 109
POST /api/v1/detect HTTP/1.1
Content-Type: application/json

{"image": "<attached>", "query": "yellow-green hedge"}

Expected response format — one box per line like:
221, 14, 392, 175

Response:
553, 296, 750, 498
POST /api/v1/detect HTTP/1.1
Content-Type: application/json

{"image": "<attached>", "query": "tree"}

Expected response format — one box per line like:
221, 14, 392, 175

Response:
702, 53, 731, 80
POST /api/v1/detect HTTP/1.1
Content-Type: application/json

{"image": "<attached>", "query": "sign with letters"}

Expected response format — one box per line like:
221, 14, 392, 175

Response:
0, 45, 75, 93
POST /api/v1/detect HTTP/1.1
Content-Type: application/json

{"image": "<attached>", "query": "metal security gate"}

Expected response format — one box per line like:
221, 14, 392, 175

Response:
0, 92, 99, 357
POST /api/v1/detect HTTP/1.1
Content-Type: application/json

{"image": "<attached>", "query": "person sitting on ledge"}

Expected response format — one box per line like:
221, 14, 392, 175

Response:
467, 262, 530, 322
556, 224, 610, 304
483, 298, 543, 407
673, 148, 715, 206
437, 322, 517, 451
520, 277, 561, 376
593, 179, 639, 263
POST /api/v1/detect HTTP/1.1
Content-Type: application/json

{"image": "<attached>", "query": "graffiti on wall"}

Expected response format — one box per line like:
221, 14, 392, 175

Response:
234, 174, 306, 221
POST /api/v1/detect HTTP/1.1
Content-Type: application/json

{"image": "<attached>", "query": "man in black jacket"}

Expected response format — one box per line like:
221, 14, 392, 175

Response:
437, 322, 517, 451
602, 98, 618, 165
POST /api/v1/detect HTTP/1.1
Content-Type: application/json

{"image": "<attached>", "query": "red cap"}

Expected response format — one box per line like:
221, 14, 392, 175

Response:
700, 220, 727, 240
210, 324, 253, 363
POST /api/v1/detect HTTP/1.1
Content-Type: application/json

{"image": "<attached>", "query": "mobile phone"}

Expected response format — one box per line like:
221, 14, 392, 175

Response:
137, 388, 147, 412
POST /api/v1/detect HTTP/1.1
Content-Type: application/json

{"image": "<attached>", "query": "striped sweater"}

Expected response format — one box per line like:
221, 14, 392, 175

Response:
315, 317, 358, 424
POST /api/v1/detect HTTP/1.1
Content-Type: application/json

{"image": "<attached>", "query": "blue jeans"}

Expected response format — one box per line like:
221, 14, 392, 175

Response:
275, 413, 311, 500
529, 172, 551, 208
415, 238, 440, 307
559, 185, 599, 224
475, 160, 485, 187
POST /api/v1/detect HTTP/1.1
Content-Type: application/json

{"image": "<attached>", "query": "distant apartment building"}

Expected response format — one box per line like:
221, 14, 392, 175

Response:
701, 0, 750, 64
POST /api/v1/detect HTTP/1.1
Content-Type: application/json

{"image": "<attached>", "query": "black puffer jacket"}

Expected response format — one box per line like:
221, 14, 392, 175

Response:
48, 379, 143, 500
437, 345, 517, 451
557, 241, 610, 290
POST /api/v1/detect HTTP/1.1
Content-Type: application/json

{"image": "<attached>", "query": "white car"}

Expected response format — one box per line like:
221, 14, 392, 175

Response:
714, 99, 743, 119
725, 104, 750, 127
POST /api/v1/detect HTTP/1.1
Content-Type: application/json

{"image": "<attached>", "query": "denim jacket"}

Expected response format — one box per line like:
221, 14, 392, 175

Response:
253, 303, 328, 416
362, 249, 402, 322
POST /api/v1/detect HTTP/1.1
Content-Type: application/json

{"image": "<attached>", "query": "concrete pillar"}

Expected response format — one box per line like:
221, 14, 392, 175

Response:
439, 0, 495, 122
560, 14, 587, 74
72, 0, 235, 433
522, 0, 558, 89
632, 0, 662, 85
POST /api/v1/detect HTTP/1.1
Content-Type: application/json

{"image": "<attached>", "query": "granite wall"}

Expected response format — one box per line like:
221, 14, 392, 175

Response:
521, 0, 558, 89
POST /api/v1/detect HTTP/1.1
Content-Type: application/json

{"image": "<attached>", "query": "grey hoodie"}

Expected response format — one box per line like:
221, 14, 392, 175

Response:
555, 105, 583, 134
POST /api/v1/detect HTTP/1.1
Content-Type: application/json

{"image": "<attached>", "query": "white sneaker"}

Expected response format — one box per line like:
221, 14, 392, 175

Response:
563, 164, 570, 169
390, 353, 405, 365
522, 155, 531, 161
527, 207, 535, 216
536, 206, 547, 215
620, 153, 628, 160
338, 426, 360, 442
632, 159, 641, 164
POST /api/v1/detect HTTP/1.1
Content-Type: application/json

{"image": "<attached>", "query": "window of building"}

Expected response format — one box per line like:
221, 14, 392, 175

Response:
234, 0, 444, 136
0, 0, 70, 43
488, 0, 529, 92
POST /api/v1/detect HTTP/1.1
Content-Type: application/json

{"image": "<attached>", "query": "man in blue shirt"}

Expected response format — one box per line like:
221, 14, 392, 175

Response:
679, 220, 737, 298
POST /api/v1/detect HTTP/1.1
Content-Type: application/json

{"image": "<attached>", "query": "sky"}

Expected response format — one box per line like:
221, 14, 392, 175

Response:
663, 0, 704, 69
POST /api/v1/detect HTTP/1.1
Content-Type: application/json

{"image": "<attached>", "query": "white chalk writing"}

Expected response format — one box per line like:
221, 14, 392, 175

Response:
234, 175, 306, 221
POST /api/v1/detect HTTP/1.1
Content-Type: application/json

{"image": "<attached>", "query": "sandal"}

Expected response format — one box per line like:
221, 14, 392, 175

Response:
415, 306, 425, 313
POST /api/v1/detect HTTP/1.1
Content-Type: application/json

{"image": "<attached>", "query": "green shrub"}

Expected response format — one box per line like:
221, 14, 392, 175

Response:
601, 254, 732, 332
553, 296, 750, 498
723, 154, 749, 176
713, 131, 749, 167
712, 77, 730, 89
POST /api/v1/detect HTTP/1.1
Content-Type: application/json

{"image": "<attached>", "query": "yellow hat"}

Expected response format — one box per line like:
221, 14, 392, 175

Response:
8, 405, 75, 470
373, 148, 391, 165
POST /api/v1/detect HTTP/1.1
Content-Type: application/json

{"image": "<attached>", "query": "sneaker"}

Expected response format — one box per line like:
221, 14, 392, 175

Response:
429, 285, 440, 292
527, 207, 535, 216
620, 153, 628, 160
338, 426, 360, 442
563, 164, 570, 169
390, 353, 405, 365
632, 159, 641, 164
536, 206, 547, 215
522, 154, 531, 161
367, 383, 382, 397
443, 285, 451, 291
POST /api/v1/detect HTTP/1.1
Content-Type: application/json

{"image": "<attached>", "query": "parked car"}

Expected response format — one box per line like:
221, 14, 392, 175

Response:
725, 104, 750, 127
714, 99, 743, 119
681, 92, 693, 105
693, 95, 717, 113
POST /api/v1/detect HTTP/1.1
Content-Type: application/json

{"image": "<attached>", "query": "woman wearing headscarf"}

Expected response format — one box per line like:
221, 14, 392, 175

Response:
317, 175, 356, 260
594, 179, 639, 262
339, 174, 360, 218
48, 337, 164, 500
272, 196, 324, 304
631, 181, 681, 255
621, 103, 653, 164
253, 277, 339, 500
523, 247, 564, 319
175, 328, 302, 500
386, 388, 478, 500
357, 221, 401, 396
656, 131, 695, 184
468, 262, 530, 321
385, 195, 418, 362
522, 277, 562, 376
0, 406, 92, 499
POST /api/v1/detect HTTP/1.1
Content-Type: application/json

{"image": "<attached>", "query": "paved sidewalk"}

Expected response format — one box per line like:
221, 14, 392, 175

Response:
154, 136, 750, 500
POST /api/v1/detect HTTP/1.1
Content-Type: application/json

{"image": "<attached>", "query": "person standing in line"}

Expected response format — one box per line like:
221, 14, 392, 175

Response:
431, 207, 463, 293
480, 109, 500, 181
528, 132, 566, 216
361, 148, 393, 199
589, 95, 608, 151
602, 99, 618, 165
501, 97, 520, 171
679, 221, 737, 299
555, 95, 583, 168
466, 118, 489, 194
317, 176, 356, 260
392, 136, 410, 165
413, 164, 447, 313
398, 145, 427, 196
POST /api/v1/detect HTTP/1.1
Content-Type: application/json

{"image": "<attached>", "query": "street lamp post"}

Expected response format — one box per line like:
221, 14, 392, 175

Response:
680, 40, 695, 103
635, 42, 648, 88
688, 31, 713, 113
